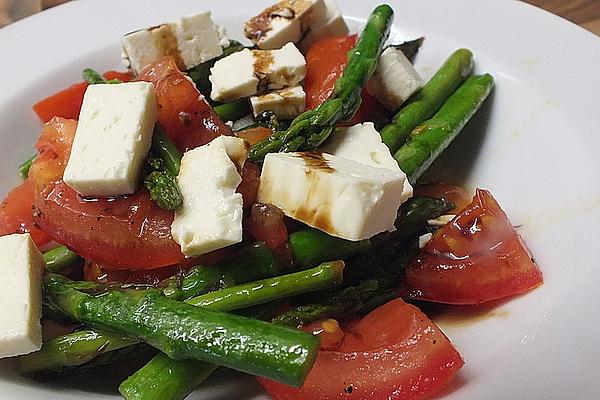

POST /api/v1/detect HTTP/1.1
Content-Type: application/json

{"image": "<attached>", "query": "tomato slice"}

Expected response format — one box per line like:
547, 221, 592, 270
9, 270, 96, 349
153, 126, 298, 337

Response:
33, 82, 88, 123
235, 126, 272, 146
259, 298, 463, 400
0, 180, 52, 246
401, 189, 543, 305
29, 118, 185, 270
304, 35, 387, 124
237, 161, 261, 209
32, 71, 132, 123
136, 56, 232, 152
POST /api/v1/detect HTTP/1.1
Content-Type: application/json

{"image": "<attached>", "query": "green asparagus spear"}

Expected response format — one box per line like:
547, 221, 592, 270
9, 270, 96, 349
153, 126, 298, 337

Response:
119, 262, 344, 400
395, 73, 495, 183
161, 242, 285, 300
150, 126, 181, 176
43, 273, 319, 386
43, 246, 82, 274
19, 330, 137, 374
213, 99, 251, 122
289, 229, 371, 268
19, 155, 36, 179
143, 127, 183, 210
186, 261, 344, 309
249, 5, 394, 161
143, 169, 183, 211
380, 49, 474, 153
120, 356, 218, 400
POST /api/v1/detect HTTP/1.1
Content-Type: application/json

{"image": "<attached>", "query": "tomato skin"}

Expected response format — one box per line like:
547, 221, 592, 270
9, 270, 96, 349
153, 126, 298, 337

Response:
304, 35, 387, 124
401, 189, 543, 305
237, 161, 261, 209
33, 82, 88, 123
259, 298, 463, 400
34, 182, 184, 270
32, 71, 132, 123
29, 118, 185, 270
0, 180, 52, 246
136, 56, 232, 152
235, 126, 272, 146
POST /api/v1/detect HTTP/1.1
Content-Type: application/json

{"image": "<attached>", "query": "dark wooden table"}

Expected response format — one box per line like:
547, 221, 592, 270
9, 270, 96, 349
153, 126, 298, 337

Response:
524, 0, 600, 35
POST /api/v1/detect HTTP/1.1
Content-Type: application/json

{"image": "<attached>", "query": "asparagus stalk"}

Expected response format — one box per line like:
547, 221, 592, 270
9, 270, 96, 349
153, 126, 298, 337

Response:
395, 73, 495, 183
249, 5, 394, 161
43, 273, 320, 386
43, 246, 82, 274
150, 126, 181, 176
213, 99, 251, 122
161, 242, 285, 301
380, 48, 474, 154
19, 330, 137, 374
119, 262, 344, 400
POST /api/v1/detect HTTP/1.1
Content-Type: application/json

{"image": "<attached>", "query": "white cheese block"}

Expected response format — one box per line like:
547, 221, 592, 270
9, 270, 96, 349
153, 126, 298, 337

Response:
320, 122, 413, 203
244, 0, 324, 50
171, 136, 248, 257
209, 49, 258, 102
298, 0, 349, 52
122, 11, 224, 73
418, 232, 433, 249
257, 152, 408, 241
210, 43, 306, 102
0, 233, 44, 359
259, 42, 306, 90
366, 47, 424, 111
63, 82, 156, 198
427, 214, 456, 227
250, 85, 306, 119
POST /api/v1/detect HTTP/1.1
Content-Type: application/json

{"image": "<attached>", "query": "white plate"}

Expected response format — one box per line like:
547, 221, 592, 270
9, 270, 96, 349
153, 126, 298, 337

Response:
1, 0, 599, 399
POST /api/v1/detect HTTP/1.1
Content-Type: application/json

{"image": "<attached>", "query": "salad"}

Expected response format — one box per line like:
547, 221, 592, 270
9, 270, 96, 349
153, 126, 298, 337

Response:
0, 1, 544, 400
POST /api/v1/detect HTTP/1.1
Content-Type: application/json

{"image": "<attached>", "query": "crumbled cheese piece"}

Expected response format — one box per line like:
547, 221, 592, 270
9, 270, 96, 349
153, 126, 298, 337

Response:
427, 214, 456, 227
171, 136, 248, 257
418, 232, 433, 249
210, 43, 306, 102
257, 151, 410, 241
366, 47, 424, 111
63, 82, 156, 197
0, 233, 44, 358
250, 85, 306, 119
121, 11, 224, 73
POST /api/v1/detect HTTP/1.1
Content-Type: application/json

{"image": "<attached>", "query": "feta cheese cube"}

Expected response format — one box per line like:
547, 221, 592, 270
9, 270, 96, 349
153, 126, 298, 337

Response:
320, 122, 413, 203
171, 136, 248, 257
298, 0, 349, 52
210, 43, 306, 102
209, 49, 259, 102
122, 11, 224, 73
244, 0, 324, 50
250, 85, 306, 119
0, 233, 44, 358
427, 214, 456, 227
63, 82, 156, 197
258, 42, 306, 90
366, 47, 424, 111
257, 152, 409, 241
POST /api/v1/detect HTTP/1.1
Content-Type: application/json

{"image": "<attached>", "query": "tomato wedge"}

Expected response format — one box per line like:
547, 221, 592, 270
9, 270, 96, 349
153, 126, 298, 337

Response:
29, 118, 185, 270
259, 298, 463, 400
0, 180, 52, 246
401, 189, 543, 305
32, 71, 132, 123
304, 35, 387, 125
136, 56, 232, 152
